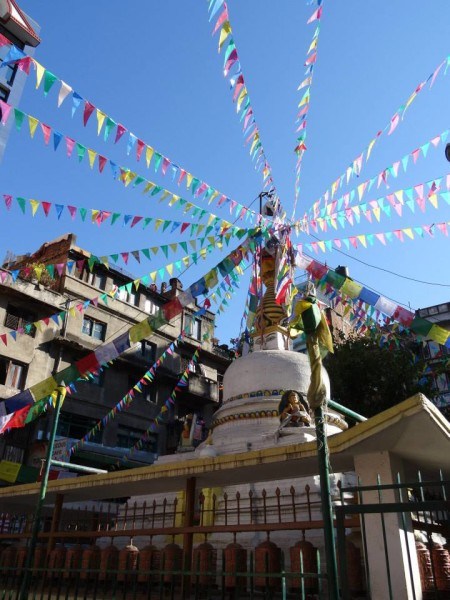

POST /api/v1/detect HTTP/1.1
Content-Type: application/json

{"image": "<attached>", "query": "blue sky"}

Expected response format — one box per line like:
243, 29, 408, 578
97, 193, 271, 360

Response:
1, 1, 450, 344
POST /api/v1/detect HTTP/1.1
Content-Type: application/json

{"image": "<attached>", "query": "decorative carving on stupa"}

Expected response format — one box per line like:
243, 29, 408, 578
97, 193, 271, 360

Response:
253, 249, 288, 337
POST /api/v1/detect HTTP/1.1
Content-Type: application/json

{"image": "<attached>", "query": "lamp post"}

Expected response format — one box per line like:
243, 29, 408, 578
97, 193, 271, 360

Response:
19, 384, 66, 600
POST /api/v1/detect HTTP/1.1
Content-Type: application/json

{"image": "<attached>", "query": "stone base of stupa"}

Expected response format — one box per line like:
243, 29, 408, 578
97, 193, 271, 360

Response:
154, 347, 347, 466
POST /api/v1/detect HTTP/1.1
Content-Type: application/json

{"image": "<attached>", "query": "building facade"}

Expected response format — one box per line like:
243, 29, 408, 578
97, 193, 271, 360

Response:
0, 0, 40, 162
416, 301, 450, 419
0, 233, 231, 484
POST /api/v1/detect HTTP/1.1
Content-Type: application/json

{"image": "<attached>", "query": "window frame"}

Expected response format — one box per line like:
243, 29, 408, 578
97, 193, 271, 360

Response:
82, 316, 106, 341
4, 304, 36, 337
0, 357, 27, 390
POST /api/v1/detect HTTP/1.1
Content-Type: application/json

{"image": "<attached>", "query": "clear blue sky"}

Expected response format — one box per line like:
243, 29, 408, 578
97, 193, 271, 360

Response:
1, 1, 449, 344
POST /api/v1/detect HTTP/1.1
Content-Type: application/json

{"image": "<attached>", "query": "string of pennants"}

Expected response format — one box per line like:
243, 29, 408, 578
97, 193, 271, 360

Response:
0, 363, 110, 437
1, 193, 245, 238
69, 336, 184, 456
299, 218, 450, 254
0, 33, 260, 224
305, 129, 450, 222
214, 269, 242, 315
208, 0, 282, 215
0, 241, 249, 439
293, 0, 324, 219
297, 254, 450, 348
0, 224, 258, 350
309, 54, 450, 218
0, 246, 218, 347
0, 99, 255, 231
0, 231, 242, 282
299, 174, 450, 233
116, 349, 200, 466
1, 228, 265, 418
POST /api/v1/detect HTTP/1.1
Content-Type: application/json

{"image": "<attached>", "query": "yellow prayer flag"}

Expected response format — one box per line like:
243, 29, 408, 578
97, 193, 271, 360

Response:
341, 279, 363, 299
143, 182, 154, 194
373, 207, 381, 222
0, 461, 21, 483
159, 190, 170, 203
129, 319, 152, 344
182, 256, 190, 267
154, 219, 164, 231
237, 87, 248, 112
366, 138, 377, 160
429, 324, 450, 345
209, 191, 219, 205
30, 376, 57, 401
428, 194, 439, 209
35, 62, 45, 89
403, 228, 414, 240
87, 149, 97, 169
186, 173, 193, 188
169, 243, 178, 252
317, 241, 325, 252
96, 110, 106, 135
166, 264, 174, 276
124, 171, 136, 186
169, 194, 179, 207
218, 22, 231, 51
145, 146, 154, 168
150, 271, 157, 282
28, 116, 39, 138
357, 235, 367, 248
30, 199, 40, 216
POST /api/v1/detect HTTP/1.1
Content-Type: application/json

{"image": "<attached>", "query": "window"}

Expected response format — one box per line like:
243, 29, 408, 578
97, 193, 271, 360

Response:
0, 358, 27, 389
0, 84, 9, 102
117, 287, 138, 306
144, 298, 159, 315
185, 314, 202, 340
4, 305, 36, 337
86, 371, 104, 386
82, 317, 106, 341
116, 425, 157, 453
3, 63, 17, 87
141, 341, 156, 363
57, 411, 102, 443
92, 272, 107, 291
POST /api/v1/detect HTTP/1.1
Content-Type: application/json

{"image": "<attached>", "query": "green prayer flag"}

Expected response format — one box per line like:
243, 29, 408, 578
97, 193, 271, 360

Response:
104, 117, 116, 141
76, 143, 86, 162
43, 70, 58, 96
14, 108, 24, 131
16, 197, 26, 214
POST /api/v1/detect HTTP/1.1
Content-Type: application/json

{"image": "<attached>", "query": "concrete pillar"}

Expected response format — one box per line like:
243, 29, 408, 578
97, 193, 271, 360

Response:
354, 452, 422, 600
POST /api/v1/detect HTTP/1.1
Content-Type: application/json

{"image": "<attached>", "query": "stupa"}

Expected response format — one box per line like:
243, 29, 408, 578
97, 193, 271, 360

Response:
198, 247, 347, 458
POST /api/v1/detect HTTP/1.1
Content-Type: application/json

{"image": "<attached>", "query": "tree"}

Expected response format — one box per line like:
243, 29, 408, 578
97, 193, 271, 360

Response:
324, 334, 434, 418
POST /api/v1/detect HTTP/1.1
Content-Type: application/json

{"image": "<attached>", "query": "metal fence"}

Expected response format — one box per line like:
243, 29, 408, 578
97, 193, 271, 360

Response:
1, 474, 448, 598
336, 471, 450, 600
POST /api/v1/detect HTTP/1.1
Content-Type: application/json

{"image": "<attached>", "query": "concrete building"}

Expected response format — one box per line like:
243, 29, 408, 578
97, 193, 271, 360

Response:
0, 233, 231, 483
0, 0, 40, 162
416, 301, 450, 419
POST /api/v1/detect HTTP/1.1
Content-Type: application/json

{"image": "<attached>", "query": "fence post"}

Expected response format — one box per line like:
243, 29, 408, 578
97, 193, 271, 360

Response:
182, 476, 196, 598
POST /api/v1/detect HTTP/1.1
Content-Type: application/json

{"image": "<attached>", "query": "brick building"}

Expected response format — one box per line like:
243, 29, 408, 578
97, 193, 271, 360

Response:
0, 233, 231, 483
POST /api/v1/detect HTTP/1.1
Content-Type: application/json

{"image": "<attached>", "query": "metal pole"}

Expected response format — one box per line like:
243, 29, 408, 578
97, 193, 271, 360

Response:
19, 385, 66, 600
314, 404, 340, 600
327, 399, 367, 423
